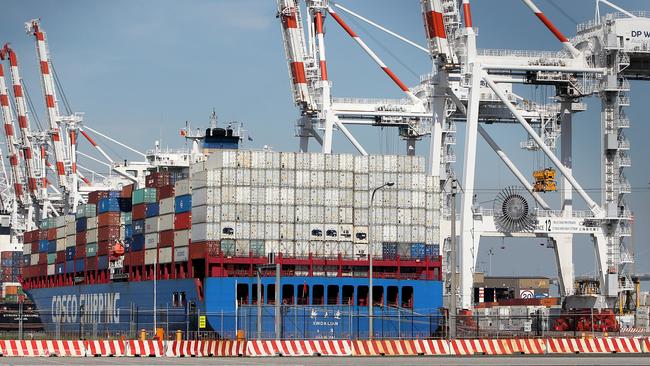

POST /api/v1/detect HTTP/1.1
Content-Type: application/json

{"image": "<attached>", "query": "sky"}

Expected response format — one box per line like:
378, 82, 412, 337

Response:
2, 0, 650, 289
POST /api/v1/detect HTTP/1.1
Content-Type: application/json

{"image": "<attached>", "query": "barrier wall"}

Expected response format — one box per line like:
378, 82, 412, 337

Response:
0, 338, 648, 357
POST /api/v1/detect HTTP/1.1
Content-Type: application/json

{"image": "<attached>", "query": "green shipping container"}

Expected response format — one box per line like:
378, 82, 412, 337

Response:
76, 204, 97, 218
132, 188, 158, 204
47, 253, 57, 264
86, 242, 98, 257
121, 212, 132, 225
250, 240, 265, 257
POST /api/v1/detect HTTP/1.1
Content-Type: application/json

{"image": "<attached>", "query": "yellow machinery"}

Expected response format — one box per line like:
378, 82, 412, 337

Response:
533, 168, 557, 192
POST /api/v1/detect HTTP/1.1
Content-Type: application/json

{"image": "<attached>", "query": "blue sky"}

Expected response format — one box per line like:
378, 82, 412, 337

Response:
2, 0, 650, 286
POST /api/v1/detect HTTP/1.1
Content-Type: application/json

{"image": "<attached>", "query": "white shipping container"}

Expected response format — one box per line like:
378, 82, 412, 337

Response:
221, 204, 236, 221
309, 153, 325, 171
310, 206, 324, 222
311, 242, 325, 256
249, 222, 261, 239
324, 224, 339, 240
353, 226, 369, 243
280, 152, 295, 169
189, 161, 205, 176
251, 151, 265, 169
194, 187, 222, 205
235, 240, 249, 256
264, 205, 280, 222
295, 171, 310, 188
354, 155, 369, 173
338, 154, 354, 171
235, 222, 250, 238
145, 217, 159, 233
295, 206, 309, 222
353, 243, 369, 259
174, 229, 190, 247
47, 264, 55, 276
280, 170, 295, 186
339, 241, 354, 259
354, 208, 369, 226
339, 224, 353, 241
339, 207, 353, 224
221, 222, 236, 239
159, 214, 174, 232
250, 205, 261, 222
86, 229, 98, 243
87, 217, 98, 230
192, 205, 210, 223
236, 168, 251, 186
192, 170, 208, 189
324, 207, 336, 223
56, 238, 65, 252
66, 222, 75, 234
279, 223, 294, 240
174, 246, 188, 262
145, 248, 157, 265
145, 233, 158, 249
309, 171, 324, 188
279, 241, 294, 256
264, 223, 279, 240
235, 204, 251, 221
369, 155, 382, 172
309, 224, 324, 241
191, 222, 220, 242
279, 205, 295, 222
159, 247, 173, 264
324, 241, 339, 257
265, 151, 281, 169
66, 235, 76, 247
221, 168, 237, 186
175, 179, 191, 196
31, 253, 39, 265
411, 226, 426, 242
265, 240, 279, 256
160, 198, 175, 215
296, 153, 310, 170
265, 187, 280, 204
294, 223, 308, 240
236, 186, 250, 204
294, 241, 310, 257
265, 169, 280, 186
23, 244, 31, 255
280, 187, 295, 205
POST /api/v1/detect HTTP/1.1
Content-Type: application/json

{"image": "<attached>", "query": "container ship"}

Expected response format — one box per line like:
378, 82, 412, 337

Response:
20, 120, 444, 338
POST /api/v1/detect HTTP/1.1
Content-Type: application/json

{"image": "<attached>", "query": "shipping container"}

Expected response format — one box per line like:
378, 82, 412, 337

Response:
158, 214, 174, 232
146, 203, 159, 218
158, 184, 175, 199
175, 179, 191, 196
98, 212, 120, 227
97, 197, 121, 213
158, 247, 172, 264
144, 249, 157, 265
132, 204, 146, 220
133, 219, 145, 235
76, 218, 87, 232
145, 216, 159, 233
382, 242, 398, 260
159, 197, 175, 215
159, 230, 174, 247
220, 239, 235, 257
74, 259, 85, 272
131, 235, 145, 251
145, 233, 158, 249
98, 255, 108, 270
174, 230, 190, 247
174, 212, 191, 230
65, 260, 74, 274
132, 188, 158, 204
175, 195, 192, 213
173, 246, 188, 262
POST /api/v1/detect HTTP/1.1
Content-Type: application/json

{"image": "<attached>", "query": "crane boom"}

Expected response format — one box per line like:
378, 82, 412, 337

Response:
26, 19, 69, 190
1, 45, 42, 200
0, 62, 26, 205
277, 0, 315, 112
421, 0, 455, 62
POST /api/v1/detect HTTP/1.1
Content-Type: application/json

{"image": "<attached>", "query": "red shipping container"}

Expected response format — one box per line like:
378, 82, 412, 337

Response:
31, 242, 38, 253
98, 240, 119, 256
88, 190, 112, 205
146, 172, 171, 189
24, 230, 35, 243
121, 184, 135, 198
38, 253, 47, 265
98, 225, 121, 241
86, 257, 98, 271
174, 212, 191, 230
132, 204, 146, 220
158, 230, 174, 247
125, 250, 144, 266
56, 251, 65, 263
1, 252, 11, 260
76, 233, 87, 246
97, 212, 121, 227
158, 185, 175, 199
47, 228, 57, 240
189, 241, 220, 259
74, 245, 86, 259
39, 230, 48, 240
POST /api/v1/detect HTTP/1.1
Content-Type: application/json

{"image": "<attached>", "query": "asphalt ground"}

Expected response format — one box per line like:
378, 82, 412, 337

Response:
1, 355, 650, 366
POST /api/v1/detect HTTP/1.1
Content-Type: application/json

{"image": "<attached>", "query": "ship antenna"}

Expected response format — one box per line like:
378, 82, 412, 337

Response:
210, 108, 217, 129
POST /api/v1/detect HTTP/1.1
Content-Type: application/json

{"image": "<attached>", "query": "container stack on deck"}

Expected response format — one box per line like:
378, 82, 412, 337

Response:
21, 151, 443, 288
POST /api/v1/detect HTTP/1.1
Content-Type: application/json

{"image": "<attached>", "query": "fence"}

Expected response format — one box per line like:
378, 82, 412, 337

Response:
0, 305, 647, 340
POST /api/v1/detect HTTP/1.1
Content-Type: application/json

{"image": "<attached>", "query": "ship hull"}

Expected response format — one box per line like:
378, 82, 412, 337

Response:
27, 276, 443, 338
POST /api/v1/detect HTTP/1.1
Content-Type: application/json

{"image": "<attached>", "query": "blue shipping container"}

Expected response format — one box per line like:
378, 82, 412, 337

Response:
133, 220, 145, 235
98, 255, 108, 270
47, 240, 57, 253
55, 263, 65, 275
382, 242, 398, 260
65, 260, 74, 274
174, 194, 192, 213
146, 203, 159, 218
22, 255, 29, 266
108, 191, 121, 198
75, 259, 85, 272
65, 247, 76, 261
411, 243, 426, 260
38, 240, 49, 253
124, 224, 133, 238
97, 198, 121, 213
131, 234, 145, 251
76, 218, 87, 232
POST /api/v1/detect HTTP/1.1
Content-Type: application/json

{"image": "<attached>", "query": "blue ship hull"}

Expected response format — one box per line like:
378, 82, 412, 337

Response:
27, 277, 444, 338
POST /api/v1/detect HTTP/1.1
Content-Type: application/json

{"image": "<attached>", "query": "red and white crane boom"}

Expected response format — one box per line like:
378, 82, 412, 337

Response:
26, 19, 69, 191
0, 62, 26, 205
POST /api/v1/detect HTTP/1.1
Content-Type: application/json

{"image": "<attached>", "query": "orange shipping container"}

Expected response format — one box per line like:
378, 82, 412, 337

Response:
97, 212, 121, 227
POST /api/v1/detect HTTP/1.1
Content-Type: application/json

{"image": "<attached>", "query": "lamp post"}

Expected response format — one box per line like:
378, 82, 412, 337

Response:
368, 181, 394, 339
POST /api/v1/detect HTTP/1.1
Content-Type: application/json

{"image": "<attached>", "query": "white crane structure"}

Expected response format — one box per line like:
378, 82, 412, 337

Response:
276, 0, 649, 310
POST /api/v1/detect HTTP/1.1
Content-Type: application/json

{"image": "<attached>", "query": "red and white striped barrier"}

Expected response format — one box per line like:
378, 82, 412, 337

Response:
449, 339, 513, 355
125, 340, 165, 357
510, 338, 546, 354
352, 340, 432, 356
166, 340, 201, 357
246, 340, 350, 356
84, 340, 126, 357
642, 338, 650, 353
203, 340, 246, 357
411, 339, 450, 356
547, 337, 641, 354
0, 340, 84, 357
